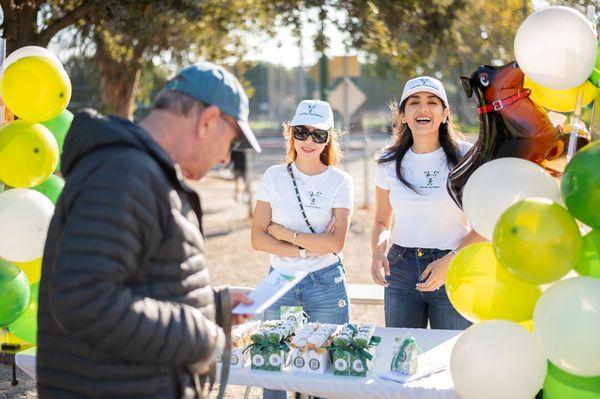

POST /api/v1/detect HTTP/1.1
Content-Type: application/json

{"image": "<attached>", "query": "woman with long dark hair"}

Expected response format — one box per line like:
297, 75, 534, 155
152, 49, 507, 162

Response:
371, 76, 482, 329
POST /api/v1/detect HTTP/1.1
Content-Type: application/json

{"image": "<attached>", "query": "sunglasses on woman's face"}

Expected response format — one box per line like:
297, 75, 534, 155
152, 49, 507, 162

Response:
291, 126, 329, 144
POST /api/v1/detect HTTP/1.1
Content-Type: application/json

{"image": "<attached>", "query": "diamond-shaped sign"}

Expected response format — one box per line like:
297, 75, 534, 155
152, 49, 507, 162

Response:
328, 79, 366, 116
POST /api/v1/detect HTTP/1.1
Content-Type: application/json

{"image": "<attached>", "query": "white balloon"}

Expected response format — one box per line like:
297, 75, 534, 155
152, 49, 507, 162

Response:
1, 46, 64, 73
0, 188, 54, 262
450, 320, 547, 399
514, 6, 597, 89
534, 277, 600, 377
463, 158, 560, 240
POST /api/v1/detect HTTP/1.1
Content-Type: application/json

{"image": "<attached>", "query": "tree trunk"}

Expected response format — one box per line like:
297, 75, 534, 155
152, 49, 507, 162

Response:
2, 2, 45, 53
94, 32, 144, 120
1, 1, 97, 54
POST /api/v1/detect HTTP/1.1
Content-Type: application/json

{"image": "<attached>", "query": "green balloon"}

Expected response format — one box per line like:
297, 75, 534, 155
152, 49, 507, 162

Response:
32, 174, 64, 204
544, 362, 600, 399
562, 141, 600, 229
8, 282, 38, 344
589, 40, 600, 88
574, 230, 600, 279
493, 198, 582, 284
41, 109, 73, 170
0, 259, 30, 327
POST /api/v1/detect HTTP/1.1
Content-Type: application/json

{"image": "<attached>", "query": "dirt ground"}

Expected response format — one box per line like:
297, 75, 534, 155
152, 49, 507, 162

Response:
0, 173, 385, 399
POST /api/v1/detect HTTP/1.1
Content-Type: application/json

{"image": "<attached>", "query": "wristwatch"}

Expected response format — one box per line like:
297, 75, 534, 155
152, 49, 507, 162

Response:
299, 248, 307, 258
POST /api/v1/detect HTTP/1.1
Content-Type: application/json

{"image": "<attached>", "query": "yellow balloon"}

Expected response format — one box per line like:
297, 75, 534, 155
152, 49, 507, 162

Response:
0, 55, 71, 122
0, 121, 59, 187
519, 319, 534, 332
16, 258, 42, 284
446, 242, 542, 323
525, 77, 598, 113
0, 328, 32, 346
493, 198, 582, 284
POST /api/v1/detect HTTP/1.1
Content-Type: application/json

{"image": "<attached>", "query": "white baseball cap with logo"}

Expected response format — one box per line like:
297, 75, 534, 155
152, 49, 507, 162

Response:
400, 76, 449, 108
290, 100, 334, 130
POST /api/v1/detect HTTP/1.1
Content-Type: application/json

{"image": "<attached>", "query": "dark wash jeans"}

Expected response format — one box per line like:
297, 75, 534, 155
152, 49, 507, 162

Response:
384, 244, 471, 330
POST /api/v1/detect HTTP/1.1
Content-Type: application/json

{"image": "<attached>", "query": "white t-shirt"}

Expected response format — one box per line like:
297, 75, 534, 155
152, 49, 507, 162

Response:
255, 162, 353, 272
375, 141, 472, 250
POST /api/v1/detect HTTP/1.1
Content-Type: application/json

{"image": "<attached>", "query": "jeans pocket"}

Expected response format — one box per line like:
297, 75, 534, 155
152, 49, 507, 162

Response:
313, 264, 345, 288
387, 245, 407, 265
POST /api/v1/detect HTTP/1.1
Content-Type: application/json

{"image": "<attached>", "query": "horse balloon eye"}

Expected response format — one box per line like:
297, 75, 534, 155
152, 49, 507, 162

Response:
480, 74, 490, 87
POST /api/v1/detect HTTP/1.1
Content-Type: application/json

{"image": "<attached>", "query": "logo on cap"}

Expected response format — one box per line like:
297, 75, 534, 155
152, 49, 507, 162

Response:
300, 104, 324, 119
410, 78, 439, 91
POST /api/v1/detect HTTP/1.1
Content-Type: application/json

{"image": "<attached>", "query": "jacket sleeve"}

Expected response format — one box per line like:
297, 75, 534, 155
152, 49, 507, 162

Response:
46, 154, 221, 366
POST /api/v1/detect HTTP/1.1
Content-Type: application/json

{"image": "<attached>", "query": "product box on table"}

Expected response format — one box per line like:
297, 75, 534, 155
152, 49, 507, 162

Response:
306, 349, 330, 374
250, 344, 289, 371
332, 348, 352, 376
350, 345, 377, 377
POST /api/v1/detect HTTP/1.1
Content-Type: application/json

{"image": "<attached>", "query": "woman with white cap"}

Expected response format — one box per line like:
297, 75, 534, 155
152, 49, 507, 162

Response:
370, 76, 482, 330
252, 100, 353, 398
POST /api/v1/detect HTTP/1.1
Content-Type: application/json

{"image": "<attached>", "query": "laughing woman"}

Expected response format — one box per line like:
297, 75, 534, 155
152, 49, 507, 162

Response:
371, 76, 483, 330
252, 100, 353, 399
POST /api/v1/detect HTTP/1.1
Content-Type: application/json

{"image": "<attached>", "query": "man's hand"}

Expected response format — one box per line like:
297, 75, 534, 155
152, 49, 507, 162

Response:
416, 254, 453, 292
230, 291, 253, 325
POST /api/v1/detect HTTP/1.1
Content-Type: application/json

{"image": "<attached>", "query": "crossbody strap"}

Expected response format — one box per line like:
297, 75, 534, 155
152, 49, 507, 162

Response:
287, 163, 316, 233
287, 163, 341, 260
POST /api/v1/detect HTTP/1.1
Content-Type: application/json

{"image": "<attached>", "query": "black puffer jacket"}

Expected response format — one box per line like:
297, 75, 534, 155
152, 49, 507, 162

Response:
37, 111, 221, 398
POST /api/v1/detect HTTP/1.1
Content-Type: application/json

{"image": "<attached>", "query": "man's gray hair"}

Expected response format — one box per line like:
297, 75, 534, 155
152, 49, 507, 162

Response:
153, 91, 204, 116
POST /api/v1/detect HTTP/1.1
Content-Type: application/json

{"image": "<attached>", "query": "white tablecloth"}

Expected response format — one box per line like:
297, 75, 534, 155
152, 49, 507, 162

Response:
15, 346, 36, 380
223, 327, 462, 399
15, 328, 462, 399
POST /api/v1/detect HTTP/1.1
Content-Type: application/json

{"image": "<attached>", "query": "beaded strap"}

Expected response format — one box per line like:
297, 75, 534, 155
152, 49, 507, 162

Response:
287, 163, 342, 260
287, 163, 316, 233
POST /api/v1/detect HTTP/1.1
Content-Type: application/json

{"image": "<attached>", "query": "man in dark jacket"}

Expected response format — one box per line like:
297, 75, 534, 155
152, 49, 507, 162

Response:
37, 62, 261, 398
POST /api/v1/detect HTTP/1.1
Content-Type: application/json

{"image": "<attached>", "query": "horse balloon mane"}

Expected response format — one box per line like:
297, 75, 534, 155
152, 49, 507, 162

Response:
447, 61, 587, 207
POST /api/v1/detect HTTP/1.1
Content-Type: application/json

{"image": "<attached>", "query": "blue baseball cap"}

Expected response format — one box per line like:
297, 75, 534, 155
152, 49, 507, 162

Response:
164, 62, 261, 153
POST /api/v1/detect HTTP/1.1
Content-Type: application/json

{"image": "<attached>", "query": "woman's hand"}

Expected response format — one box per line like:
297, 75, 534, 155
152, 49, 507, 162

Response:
267, 223, 293, 242
371, 249, 389, 287
416, 253, 453, 292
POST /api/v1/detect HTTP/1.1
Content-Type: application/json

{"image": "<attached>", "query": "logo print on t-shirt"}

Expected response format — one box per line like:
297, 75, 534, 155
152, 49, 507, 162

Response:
306, 191, 322, 209
421, 170, 440, 189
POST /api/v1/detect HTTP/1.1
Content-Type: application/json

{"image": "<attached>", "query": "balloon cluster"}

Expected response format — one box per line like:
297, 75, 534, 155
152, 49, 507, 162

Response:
0, 46, 73, 345
447, 7, 600, 399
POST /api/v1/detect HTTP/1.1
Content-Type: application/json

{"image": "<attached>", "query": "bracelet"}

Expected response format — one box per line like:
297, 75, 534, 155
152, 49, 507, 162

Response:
292, 232, 298, 246
449, 249, 458, 255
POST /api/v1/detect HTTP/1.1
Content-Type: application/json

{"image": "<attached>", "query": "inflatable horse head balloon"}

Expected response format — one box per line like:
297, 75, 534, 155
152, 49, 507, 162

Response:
447, 61, 566, 207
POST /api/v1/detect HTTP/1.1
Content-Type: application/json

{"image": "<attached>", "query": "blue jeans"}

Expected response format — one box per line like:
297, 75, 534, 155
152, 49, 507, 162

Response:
263, 262, 351, 399
384, 245, 471, 330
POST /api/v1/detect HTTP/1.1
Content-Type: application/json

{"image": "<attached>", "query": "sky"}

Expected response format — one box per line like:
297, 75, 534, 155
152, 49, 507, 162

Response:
241, 7, 356, 69
242, 0, 556, 69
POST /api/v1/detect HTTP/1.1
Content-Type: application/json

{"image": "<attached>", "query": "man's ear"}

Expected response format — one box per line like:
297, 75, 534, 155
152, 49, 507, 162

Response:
195, 105, 220, 139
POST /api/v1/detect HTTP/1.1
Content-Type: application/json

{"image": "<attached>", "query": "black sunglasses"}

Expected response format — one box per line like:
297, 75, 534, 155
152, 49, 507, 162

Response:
291, 126, 329, 144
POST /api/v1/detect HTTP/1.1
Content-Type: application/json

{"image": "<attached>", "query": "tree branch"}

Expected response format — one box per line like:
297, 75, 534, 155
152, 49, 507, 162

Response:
35, 0, 98, 46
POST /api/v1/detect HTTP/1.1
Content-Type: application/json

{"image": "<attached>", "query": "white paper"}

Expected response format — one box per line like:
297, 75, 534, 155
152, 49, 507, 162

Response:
232, 269, 307, 314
